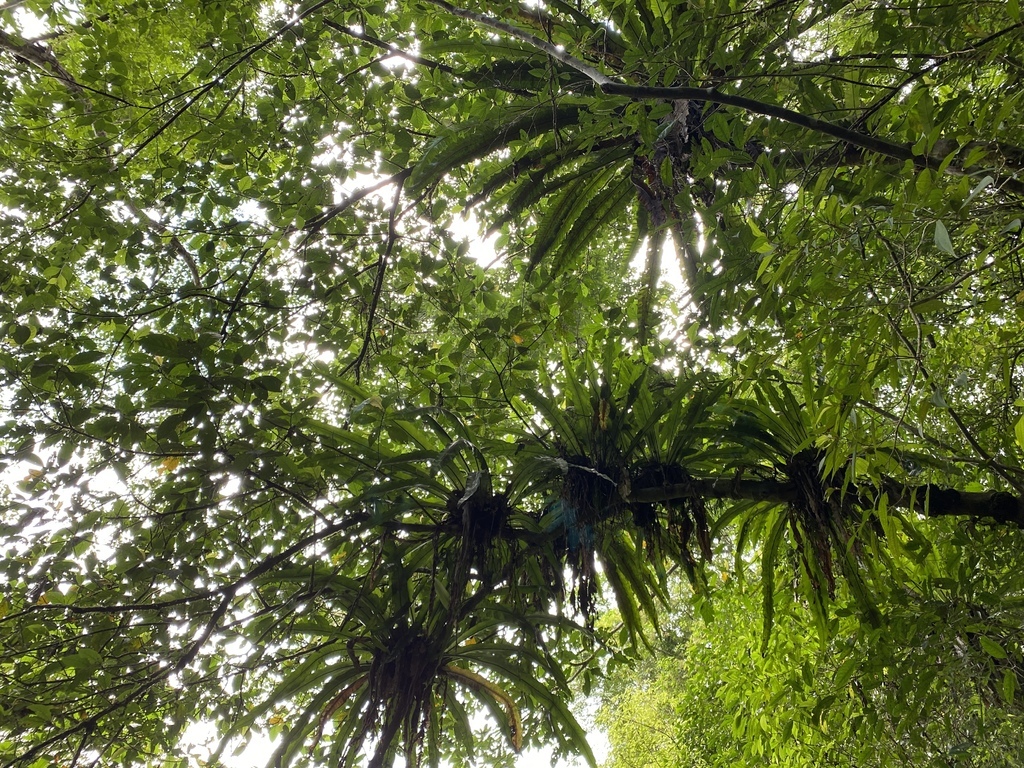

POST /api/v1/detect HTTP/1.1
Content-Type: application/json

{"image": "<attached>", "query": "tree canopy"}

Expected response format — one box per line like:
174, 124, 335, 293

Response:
1, 0, 1023, 766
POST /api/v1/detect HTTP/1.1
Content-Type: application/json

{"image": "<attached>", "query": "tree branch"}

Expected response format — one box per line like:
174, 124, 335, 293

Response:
301, 168, 411, 239
0, 27, 82, 91
423, 0, 1024, 194
10, 511, 369, 620
852, 22, 1024, 133
0, 23, 202, 286
126, 0, 340, 164
341, 178, 405, 383
629, 475, 1024, 527
322, 19, 454, 73
423, 0, 610, 83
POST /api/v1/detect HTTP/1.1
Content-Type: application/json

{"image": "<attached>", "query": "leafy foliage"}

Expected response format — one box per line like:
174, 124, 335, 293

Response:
1, 0, 1023, 766
598, 570, 1024, 767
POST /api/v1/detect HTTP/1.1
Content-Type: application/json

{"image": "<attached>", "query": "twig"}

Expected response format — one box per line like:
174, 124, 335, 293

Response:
854, 22, 1024, 132
876, 297, 1024, 494
342, 178, 405, 383
858, 400, 1024, 478
174, 589, 236, 672
220, 248, 270, 341
301, 168, 411, 240
322, 19, 454, 73
0, 23, 202, 286
15, 590, 236, 766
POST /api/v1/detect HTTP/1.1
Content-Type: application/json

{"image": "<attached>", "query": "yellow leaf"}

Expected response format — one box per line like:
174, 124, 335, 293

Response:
159, 457, 180, 474
445, 665, 523, 753
511, 334, 524, 345
267, 715, 284, 726
312, 676, 368, 749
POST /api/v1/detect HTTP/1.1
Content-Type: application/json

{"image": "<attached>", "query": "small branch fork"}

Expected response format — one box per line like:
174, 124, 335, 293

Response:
124, 0, 341, 164
322, 19, 454, 74
301, 168, 412, 240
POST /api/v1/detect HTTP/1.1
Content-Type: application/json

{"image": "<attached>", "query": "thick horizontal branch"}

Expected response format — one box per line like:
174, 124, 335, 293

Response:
602, 82, 922, 165
630, 476, 1024, 527
881, 482, 1024, 527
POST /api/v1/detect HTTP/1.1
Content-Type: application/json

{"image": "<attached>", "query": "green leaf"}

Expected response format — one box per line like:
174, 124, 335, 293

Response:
933, 220, 955, 255
761, 508, 789, 654
408, 105, 582, 194
978, 635, 1007, 659
1002, 668, 1017, 703
137, 333, 183, 357
527, 165, 621, 275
